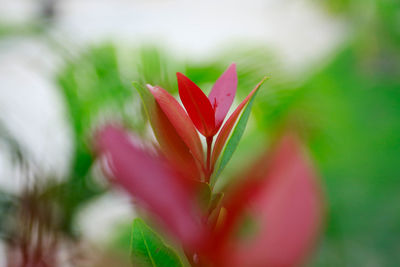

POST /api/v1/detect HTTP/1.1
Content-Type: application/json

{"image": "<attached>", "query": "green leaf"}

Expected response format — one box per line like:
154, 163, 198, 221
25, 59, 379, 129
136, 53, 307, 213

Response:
130, 218, 183, 267
211, 86, 262, 186
195, 181, 212, 211
132, 81, 156, 123
208, 192, 224, 212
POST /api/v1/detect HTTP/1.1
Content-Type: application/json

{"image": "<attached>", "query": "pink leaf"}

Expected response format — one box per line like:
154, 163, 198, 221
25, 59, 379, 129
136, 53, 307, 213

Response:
208, 63, 237, 132
95, 125, 206, 249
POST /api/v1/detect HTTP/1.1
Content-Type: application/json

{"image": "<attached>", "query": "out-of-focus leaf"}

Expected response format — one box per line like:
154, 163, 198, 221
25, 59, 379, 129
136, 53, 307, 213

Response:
96, 125, 205, 249
133, 82, 200, 180
212, 133, 323, 267
147, 85, 204, 166
137, 46, 178, 93
211, 77, 268, 185
177, 72, 215, 137
130, 218, 183, 267
208, 192, 224, 213
207, 193, 225, 231
57, 44, 138, 234
0, 190, 17, 239
194, 181, 212, 212
208, 63, 237, 132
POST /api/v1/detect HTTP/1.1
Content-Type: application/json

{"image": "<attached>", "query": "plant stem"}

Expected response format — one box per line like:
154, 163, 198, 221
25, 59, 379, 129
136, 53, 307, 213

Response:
206, 136, 213, 183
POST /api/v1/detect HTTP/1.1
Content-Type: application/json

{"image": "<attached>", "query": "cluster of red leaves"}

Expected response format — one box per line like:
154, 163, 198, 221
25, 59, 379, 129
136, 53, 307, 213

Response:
95, 65, 323, 266
144, 64, 265, 182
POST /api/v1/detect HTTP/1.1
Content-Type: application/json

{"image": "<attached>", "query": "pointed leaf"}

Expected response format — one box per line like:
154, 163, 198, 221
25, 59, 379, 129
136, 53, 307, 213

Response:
131, 218, 183, 267
208, 63, 237, 132
95, 125, 205, 249
207, 192, 225, 232
212, 134, 323, 267
211, 77, 268, 184
177, 72, 215, 137
133, 82, 200, 179
147, 84, 204, 165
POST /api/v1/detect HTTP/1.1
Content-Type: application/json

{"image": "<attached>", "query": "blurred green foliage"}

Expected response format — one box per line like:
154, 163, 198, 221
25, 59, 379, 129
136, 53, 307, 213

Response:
56, 44, 144, 234
299, 43, 400, 267
0, 22, 46, 38
258, 3, 400, 266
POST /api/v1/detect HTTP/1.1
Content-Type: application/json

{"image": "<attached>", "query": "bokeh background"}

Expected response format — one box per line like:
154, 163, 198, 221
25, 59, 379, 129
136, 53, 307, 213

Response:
0, 0, 399, 266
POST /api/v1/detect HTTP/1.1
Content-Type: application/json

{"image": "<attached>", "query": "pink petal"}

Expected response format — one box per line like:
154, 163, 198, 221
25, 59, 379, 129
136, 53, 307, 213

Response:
208, 63, 237, 132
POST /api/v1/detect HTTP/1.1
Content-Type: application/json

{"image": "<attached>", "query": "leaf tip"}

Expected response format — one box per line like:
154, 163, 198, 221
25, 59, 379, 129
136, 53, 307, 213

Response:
146, 83, 155, 91
260, 76, 270, 85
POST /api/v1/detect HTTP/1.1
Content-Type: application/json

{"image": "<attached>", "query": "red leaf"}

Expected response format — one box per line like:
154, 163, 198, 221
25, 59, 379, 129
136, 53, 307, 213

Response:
152, 103, 202, 180
95, 125, 206, 249
177, 72, 215, 137
208, 63, 237, 132
211, 77, 267, 169
134, 82, 201, 180
147, 85, 204, 166
210, 133, 323, 266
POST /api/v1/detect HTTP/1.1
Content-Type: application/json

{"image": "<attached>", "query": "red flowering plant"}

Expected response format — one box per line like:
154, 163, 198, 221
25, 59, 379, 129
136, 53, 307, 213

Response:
95, 64, 324, 266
